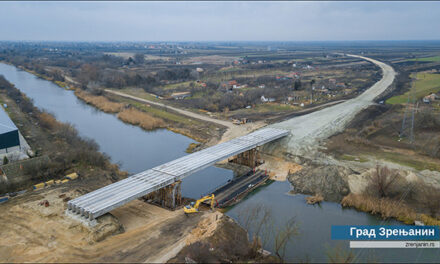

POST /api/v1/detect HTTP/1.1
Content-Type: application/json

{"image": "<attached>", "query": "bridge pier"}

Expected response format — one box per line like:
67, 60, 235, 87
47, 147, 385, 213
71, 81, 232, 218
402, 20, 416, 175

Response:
144, 180, 182, 210
67, 128, 289, 220
229, 147, 261, 168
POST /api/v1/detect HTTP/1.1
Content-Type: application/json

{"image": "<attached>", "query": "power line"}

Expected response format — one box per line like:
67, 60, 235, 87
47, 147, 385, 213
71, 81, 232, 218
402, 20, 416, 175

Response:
400, 79, 412, 139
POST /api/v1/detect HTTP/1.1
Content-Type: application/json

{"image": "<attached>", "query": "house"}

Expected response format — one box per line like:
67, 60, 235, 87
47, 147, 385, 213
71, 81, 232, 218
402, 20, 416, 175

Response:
219, 81, 232, 91
233, 84, 247, 89
423, 93, 439, 103
262, 97, 276, 102
171, 91, 191, 100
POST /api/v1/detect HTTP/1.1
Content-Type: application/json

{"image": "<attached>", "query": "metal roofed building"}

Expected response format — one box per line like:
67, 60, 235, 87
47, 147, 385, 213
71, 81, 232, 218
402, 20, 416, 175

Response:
0, 106, 20, 151
68, 127, 290, 220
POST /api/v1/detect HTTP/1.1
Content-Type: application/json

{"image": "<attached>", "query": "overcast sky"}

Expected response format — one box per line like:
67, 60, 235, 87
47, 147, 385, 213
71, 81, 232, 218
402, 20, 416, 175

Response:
0, 1, 439, 42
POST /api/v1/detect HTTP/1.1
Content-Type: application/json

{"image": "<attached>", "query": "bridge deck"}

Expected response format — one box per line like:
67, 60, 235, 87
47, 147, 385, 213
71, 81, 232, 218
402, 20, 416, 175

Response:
67, 127, 289, 220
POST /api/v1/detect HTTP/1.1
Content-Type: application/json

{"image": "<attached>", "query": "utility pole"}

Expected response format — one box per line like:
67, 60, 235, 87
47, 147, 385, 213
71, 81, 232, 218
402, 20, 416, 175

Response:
410, 102, 418, 144
400, 78, 412, 139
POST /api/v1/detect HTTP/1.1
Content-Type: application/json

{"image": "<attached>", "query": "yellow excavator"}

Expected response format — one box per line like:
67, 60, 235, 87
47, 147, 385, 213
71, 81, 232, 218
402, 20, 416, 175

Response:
184, 194, 215, 214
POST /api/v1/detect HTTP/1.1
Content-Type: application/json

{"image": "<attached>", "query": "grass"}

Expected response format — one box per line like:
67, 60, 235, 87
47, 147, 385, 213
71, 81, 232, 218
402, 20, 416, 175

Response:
114, 87, 160, 102
373, 151, 440, 171
408, 56, 440, 62
108, 95, 209, 142
185, 143, 201, 153
254, 103, 299, 113
75, 90, 124, 113
117, 108, 166, 130
342, 194, 416, 225
115, 96, 200, 126
161, 81, 193, 91
203, 69, 291, 82
387, 72, 440, 104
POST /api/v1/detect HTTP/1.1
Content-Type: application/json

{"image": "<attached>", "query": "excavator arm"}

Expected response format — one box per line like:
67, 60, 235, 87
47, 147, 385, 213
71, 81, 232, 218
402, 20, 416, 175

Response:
184, 194, 215, 214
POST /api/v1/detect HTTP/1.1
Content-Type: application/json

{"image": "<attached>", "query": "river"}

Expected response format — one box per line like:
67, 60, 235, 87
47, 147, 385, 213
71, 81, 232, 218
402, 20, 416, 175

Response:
1, 62, 437, 263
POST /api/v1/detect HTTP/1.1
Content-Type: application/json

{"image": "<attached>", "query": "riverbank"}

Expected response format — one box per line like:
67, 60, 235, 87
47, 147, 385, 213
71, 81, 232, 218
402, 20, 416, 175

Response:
0, 76, 126, 193
287, 155, 440, 226
0, 67, 271, 263
3, 61, 224, 143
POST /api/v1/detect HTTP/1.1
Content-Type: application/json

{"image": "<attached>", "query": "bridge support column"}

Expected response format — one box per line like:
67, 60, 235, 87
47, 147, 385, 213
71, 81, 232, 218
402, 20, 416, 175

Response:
229, 147, 261, 168
144, 180, 182, 210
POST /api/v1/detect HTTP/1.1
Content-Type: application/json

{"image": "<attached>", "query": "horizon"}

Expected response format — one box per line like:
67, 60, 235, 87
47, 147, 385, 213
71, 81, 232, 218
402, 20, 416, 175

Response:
1, 1, 439, 42
2, 40, 440, 43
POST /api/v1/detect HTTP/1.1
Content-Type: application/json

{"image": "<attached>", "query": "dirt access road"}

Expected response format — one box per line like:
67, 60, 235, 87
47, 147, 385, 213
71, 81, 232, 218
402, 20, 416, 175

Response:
105, 89, 234, 129
269, 55, 396, 157
104, 89, 267, 145
106, 55, 394, 152
0, 186, 223, 263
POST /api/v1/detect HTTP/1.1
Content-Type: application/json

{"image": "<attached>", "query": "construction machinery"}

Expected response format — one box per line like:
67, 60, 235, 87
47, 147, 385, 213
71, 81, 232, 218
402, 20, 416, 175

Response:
232, 118, 247, 125
184, 194, 215, 214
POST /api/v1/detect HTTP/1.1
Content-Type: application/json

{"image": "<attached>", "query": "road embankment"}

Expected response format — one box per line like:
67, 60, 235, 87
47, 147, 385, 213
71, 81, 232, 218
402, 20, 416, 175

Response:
270, 54, 396, 157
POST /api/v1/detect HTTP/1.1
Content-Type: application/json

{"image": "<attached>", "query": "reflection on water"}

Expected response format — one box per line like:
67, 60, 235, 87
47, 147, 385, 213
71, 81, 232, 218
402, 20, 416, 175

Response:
227, 181, 439, 263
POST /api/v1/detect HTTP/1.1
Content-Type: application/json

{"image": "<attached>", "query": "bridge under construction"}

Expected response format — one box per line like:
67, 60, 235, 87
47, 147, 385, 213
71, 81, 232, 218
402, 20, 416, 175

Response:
67, 127, 289, 220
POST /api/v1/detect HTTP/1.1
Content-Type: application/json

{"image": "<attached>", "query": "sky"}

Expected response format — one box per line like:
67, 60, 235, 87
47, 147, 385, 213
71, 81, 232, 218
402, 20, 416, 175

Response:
0, 1, 439, 42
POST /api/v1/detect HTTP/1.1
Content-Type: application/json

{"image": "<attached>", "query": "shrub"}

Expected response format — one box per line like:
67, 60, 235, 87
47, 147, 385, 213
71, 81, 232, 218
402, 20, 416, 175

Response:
38, 111, 60, 130
366, 165, 399, 198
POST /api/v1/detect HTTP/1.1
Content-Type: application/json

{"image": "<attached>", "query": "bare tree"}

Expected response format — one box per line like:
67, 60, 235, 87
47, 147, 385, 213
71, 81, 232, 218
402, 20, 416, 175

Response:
238, 204, 298, 262
326, 244, 355, 264
368, 165, 399, 198
420, 186, 440, 217
238, 203, 273, 256
274, 218, 298, 261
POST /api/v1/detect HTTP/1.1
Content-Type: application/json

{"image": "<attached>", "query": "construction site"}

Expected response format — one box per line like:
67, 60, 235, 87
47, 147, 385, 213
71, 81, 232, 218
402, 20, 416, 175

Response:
0, 128, 288, 263
1, 34, 440, 262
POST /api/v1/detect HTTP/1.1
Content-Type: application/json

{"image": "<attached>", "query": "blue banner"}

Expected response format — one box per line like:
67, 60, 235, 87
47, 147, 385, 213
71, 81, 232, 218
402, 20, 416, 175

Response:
332, 225, 440, 240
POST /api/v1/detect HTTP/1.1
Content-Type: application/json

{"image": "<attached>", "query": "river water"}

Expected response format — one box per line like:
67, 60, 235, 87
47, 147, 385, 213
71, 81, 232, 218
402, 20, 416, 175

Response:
1, 63, 437, 263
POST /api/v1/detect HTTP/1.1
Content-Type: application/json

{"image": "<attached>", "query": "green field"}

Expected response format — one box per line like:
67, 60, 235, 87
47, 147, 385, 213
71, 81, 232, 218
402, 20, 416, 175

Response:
386, 72, 440, 104
161, 81, 193, 91
114, 87, 161, 102
408, 56, 440, 62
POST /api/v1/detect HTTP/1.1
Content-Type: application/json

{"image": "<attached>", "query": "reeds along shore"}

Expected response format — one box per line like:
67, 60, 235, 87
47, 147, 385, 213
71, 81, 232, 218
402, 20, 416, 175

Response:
74, 89, 166, 130
341, 193, 440, 226
74, 89, 124, 113
117, 108, 166, 130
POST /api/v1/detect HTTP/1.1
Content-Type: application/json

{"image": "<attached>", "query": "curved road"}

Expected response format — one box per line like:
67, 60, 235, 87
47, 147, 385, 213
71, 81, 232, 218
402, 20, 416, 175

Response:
270, 55, 396, 156
105, 54, 395, 156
